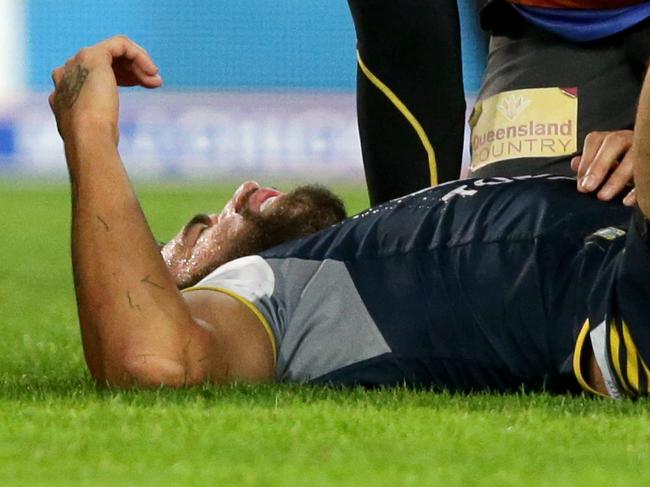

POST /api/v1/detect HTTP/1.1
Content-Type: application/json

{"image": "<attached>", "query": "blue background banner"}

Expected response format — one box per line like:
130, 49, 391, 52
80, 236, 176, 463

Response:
27, 1, 486, 92
9, 1, 485, 178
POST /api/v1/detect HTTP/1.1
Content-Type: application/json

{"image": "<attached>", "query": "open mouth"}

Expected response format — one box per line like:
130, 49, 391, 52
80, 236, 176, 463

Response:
260, 195, 281, 212
247, 188, 284, 214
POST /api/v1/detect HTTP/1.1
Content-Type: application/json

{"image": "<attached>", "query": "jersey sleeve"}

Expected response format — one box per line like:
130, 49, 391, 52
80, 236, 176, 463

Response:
182, 255, 280, 364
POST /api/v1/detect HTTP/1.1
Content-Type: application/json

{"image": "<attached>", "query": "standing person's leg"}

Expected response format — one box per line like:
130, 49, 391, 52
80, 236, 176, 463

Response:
348, 0, 466, 205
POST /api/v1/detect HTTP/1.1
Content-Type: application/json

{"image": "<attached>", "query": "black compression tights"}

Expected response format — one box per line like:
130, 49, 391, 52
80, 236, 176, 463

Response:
348, 0, 466, 205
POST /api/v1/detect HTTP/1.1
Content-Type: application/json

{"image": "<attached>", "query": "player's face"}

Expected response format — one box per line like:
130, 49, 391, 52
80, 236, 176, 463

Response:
161, 181, 285, 288
161, 181, 346, 288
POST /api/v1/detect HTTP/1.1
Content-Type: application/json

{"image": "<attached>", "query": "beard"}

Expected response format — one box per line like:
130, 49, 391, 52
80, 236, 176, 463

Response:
179, 184, 346, 288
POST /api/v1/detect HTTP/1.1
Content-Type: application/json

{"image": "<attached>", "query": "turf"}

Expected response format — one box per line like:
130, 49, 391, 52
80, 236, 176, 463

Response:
1, 180, 650, 487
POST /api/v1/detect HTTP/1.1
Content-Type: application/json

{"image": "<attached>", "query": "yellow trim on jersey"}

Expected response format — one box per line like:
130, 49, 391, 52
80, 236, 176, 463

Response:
641, 356, 650, 395
620, 321, 650, 395
356, 51, 439, 187
639, 355, 650, 394
622, 322, 640, 392
638, 334, 650, 395
183, 286, 277, 365
572, 320, 604, 396
609, 322, 632, 395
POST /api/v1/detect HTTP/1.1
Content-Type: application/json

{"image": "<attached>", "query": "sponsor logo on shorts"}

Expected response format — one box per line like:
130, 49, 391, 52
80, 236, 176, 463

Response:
469, 87, 578, 170
592, 227, 627, 241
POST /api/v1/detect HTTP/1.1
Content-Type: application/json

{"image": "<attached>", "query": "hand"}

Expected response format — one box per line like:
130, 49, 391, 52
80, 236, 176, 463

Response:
49, 35, 163, 145
571, 130, 637, 206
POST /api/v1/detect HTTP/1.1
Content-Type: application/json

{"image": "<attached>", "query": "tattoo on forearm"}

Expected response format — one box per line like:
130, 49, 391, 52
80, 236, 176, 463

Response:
97, 216, 110, 232
141, 275, 165, 290
127, 290, 141, 311
56, 64, 89, 109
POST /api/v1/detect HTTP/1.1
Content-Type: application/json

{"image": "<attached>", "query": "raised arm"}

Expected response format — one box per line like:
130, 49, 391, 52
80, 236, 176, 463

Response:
49, 36, 272, 387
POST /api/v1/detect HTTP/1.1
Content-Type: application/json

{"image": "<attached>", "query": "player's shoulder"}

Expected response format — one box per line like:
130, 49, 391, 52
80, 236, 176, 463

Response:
188, 255, 276, 302
182, 255, 279, 374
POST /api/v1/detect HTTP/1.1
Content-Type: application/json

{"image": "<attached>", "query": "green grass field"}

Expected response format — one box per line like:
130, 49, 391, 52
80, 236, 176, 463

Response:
2, 180, 650, 486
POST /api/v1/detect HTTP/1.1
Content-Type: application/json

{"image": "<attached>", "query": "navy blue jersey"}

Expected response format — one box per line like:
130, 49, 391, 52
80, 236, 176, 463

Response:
190, 175, 649, 396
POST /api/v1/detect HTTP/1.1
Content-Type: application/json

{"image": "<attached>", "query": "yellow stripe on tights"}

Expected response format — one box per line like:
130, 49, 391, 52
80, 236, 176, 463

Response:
357, 51, 438, 187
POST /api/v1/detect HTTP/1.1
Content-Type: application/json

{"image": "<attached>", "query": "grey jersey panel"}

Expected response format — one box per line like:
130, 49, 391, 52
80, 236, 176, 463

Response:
190, 255, 391, 382
265, 258, 392, 382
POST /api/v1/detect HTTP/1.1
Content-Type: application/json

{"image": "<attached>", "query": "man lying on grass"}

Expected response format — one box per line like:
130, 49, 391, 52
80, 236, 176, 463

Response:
50, 36, 650, 398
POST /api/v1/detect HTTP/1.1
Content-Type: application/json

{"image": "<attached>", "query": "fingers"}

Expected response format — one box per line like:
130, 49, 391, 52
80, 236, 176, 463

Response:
575, 130, 634, 193
574, 131, 606, 182
49, 35, 163, 121
56, 35, 163, 89
623, 188, 638, 207
49, 66, 65, 109
51, 66, 64, 87
114, 57, 162, 89
570, 154, 581, 173
101, 35, 163, 88
596, 151, 635, 200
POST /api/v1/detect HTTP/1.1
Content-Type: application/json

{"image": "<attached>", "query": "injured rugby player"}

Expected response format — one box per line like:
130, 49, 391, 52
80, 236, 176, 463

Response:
50, 36, 650, 398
